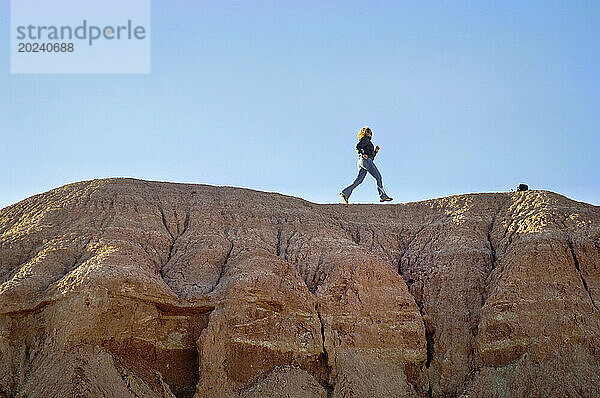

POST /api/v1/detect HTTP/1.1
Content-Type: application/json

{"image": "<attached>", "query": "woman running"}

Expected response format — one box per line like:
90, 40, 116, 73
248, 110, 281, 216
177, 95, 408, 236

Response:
340, 126, 393, 203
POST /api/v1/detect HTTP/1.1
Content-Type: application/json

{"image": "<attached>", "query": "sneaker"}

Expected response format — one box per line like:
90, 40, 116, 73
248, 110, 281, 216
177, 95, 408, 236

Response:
340, 192, 349, 204
380, 196, 393, 202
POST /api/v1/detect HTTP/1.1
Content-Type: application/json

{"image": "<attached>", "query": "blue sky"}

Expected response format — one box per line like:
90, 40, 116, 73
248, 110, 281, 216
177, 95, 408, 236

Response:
1, 1, 598, 208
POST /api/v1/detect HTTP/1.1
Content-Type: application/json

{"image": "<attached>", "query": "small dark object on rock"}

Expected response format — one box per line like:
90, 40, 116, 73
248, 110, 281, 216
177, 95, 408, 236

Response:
517, 184, 529, 191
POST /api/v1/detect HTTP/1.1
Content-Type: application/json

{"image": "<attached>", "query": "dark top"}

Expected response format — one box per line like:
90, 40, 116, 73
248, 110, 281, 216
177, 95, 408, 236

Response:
356, 136, 376, 159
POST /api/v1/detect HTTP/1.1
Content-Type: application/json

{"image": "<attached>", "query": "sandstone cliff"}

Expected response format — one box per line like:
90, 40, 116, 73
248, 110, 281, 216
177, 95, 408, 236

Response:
0, 178, 598, 398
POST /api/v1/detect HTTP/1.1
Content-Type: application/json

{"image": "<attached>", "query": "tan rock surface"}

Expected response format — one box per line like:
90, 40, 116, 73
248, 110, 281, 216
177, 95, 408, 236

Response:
0, 178, 598, 397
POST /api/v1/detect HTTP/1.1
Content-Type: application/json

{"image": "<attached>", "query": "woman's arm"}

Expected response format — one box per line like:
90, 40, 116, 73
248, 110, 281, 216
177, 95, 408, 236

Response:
356, 140, 366, 155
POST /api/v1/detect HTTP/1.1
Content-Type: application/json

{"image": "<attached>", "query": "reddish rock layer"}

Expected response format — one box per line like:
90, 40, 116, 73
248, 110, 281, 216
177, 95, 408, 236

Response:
0, 178, 598, 398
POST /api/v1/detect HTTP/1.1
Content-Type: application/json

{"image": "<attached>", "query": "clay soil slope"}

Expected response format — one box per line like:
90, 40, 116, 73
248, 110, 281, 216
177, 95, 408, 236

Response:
1, 178, 599, 398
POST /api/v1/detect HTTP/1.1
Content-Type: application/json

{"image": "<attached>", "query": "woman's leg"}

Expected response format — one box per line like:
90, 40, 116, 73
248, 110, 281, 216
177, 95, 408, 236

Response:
342, 167, 368, 199
363, 159, 388, 198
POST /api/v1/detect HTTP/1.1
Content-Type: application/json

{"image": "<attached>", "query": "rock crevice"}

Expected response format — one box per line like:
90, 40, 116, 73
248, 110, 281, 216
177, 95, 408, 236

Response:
561, 219, 598, 312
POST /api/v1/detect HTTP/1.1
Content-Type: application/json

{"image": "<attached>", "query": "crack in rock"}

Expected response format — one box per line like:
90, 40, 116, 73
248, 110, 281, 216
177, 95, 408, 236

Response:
315, 303, 334, 398
562, 219, 598, 312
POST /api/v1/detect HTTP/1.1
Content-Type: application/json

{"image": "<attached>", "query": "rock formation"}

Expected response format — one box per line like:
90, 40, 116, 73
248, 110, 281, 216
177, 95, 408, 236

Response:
0, 178, 598, 398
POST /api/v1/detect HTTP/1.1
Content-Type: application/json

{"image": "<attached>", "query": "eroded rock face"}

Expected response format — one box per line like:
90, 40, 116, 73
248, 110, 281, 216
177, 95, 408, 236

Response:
0, 178, 598, 398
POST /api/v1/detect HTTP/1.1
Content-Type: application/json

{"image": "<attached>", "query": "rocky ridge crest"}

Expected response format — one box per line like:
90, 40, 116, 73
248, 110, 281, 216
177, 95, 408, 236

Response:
0, 178, 599, 397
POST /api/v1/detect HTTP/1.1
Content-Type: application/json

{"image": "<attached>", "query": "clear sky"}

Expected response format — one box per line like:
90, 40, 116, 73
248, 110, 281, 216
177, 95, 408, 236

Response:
1, 1, 599, 209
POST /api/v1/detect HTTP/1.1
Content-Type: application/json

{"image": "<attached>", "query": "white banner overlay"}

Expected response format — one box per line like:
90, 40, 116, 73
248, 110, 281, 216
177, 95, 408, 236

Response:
11, 0, 151, 74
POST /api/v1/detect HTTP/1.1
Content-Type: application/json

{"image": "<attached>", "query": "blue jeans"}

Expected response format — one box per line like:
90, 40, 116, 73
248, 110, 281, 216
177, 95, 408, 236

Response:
342, 157, 388, 199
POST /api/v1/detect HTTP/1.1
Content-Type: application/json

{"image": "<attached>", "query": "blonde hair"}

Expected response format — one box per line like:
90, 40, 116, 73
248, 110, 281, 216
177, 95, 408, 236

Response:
358, 126, 372, 140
